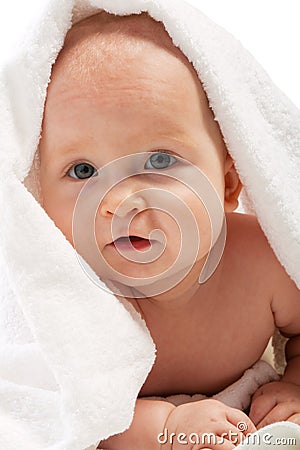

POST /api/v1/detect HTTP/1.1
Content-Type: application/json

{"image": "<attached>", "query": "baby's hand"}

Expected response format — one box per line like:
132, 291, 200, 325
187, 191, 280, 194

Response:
249, 381, 300, 429
161, 398, 256, 450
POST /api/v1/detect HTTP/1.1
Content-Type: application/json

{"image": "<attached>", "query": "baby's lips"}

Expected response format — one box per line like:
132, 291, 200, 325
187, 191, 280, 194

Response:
109, 234, 144, 244
113, 235, 146, 243
111, 235, 153, 252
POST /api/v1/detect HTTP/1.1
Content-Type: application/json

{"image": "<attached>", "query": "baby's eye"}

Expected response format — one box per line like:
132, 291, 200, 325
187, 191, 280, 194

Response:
67, 163, 98, 180
144, 152, 177, 170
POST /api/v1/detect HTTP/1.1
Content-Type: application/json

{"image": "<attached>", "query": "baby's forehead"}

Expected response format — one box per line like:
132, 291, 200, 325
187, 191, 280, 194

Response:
53, 11, 193, 82
44, 11, 216, 150
67, 11, 178, 53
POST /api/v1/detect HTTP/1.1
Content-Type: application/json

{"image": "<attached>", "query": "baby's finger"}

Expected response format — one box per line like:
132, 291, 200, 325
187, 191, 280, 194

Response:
198, 435, 235, 450
171, 433, 235, 450
226, 408, 257, 435
201, 426, 243, 448
249, 393, 277, 426
257, 402, 300, 429
283, 413, 300, 426
220, 425, 245, 447
215, 436, 237, 450
251, 385, 264, 402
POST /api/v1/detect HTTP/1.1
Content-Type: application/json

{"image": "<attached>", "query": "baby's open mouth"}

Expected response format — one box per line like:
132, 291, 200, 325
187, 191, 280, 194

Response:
111, 235, 151, 251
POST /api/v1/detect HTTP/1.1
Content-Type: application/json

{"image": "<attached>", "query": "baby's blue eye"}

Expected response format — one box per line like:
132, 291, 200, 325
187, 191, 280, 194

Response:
68, 163, 98, 180
144, 152, 177, 170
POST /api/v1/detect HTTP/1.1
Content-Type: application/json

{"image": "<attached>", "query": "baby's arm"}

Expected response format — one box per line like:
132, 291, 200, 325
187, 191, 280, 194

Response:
163, 398, 256, 450
99, 398, 256, 450
98, 398, 175, 450
249, 260, 300, 428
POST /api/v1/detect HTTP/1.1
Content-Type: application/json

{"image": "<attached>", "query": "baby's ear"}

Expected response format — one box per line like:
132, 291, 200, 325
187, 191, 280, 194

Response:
223, 153, 243, 213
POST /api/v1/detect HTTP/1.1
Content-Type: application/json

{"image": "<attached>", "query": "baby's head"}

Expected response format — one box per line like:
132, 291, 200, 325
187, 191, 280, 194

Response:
37, 11, 242, 296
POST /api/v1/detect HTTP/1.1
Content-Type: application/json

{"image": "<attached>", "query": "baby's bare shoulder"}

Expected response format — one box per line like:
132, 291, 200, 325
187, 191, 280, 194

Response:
225, 212, 278, 280
221, 212, 281, 306
226, 212, 300, 334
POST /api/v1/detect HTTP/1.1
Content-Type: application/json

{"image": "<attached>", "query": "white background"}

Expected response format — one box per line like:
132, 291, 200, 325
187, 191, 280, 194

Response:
185, 0, 300, 108
1, 0, 300, 107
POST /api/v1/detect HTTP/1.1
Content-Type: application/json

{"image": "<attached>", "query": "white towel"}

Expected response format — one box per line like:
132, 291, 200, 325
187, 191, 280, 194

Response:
0, 0, 300, 449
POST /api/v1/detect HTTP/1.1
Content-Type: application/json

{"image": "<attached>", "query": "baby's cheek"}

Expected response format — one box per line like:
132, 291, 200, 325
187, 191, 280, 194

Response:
176, 188, 213, 256
41, 189, 75, 246
155, 210, 182, 255
151, 200, 211, 264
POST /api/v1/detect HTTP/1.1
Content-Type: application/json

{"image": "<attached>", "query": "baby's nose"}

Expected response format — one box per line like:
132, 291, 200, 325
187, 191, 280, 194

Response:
98, 183, 147, 219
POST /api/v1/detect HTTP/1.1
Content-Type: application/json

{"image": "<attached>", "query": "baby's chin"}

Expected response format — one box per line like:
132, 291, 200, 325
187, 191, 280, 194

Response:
101, 275, 178, 300
77, 238, 212, 297
98, 259, 202, 299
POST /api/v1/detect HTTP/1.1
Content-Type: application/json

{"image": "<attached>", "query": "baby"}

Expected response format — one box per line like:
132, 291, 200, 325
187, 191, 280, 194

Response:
36, 10, 300, 450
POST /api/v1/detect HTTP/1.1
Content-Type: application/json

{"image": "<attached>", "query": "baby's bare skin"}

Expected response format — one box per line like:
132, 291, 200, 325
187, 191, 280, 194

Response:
35, 10, 300, 450
126, 209, 300, 405
103, 211, 300, 450
131, 212, 276, 398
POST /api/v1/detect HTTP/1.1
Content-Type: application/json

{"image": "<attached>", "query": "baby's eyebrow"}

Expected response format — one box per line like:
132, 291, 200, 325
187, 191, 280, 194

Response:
58, 146, 81, 157
45, 144, 87, 165
52, 143, 90, 160
51, 134, 199, 162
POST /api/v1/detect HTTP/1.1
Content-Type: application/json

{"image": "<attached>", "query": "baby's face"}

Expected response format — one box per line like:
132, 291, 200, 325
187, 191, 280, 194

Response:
39, 14, 232, 294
